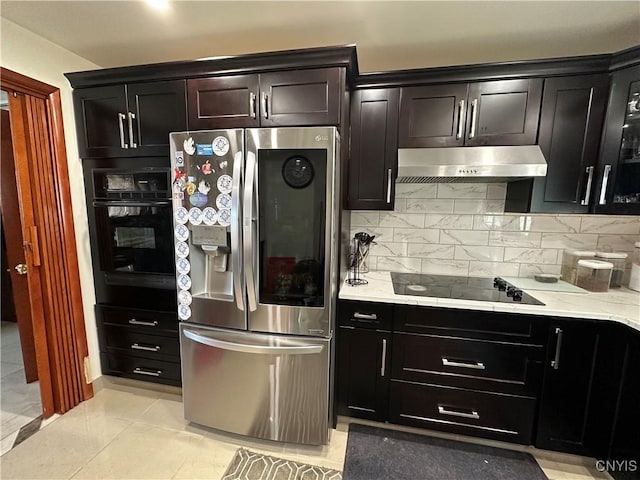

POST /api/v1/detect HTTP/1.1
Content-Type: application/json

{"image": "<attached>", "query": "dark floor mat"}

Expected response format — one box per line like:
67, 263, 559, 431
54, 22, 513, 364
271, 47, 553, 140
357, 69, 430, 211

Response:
342, 423, 548, 480
12, 414, 43, 448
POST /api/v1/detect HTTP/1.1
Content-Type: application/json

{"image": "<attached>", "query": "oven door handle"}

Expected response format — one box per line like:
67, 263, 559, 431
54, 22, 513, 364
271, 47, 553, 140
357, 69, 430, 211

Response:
92, 200, 170, 207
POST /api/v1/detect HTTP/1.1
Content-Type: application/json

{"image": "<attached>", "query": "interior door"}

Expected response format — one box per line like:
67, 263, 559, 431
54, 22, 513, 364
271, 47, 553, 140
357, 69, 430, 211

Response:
0, 108, 38, 382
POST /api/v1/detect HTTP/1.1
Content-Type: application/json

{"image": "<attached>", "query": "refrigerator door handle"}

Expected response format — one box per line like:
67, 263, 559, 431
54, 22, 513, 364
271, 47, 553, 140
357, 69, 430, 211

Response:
243, 150, 258, 311
231, 151, 244, 311
183, 329, 323, 355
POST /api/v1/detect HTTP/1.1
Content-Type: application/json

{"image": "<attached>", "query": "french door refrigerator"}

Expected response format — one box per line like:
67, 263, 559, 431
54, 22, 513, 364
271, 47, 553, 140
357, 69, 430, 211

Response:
169, 127, 339, 445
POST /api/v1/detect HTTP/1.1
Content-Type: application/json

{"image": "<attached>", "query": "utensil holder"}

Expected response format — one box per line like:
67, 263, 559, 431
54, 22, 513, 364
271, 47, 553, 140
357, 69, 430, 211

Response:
347, 237, 368, 286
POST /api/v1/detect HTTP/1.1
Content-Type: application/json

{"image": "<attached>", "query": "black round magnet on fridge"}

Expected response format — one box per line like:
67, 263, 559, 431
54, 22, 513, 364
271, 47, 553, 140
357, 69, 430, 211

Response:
282, 155, 314, 188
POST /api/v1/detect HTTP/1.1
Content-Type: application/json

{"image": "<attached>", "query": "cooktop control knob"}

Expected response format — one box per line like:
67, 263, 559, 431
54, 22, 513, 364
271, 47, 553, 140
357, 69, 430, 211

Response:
493, 277, 507, 291
506, 286, 515, 297
512, 289, 523, 301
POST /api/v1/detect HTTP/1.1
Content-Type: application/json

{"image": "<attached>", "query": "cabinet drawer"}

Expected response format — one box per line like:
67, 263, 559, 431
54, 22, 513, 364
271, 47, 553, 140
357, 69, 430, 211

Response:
394, 305, 548, 344
97, 305, 177, 333
100, 352, 181, 386
389, 381, 535, 445
338, 300, 393, 330
101, 325, 180, 362
392, 333, 543, 396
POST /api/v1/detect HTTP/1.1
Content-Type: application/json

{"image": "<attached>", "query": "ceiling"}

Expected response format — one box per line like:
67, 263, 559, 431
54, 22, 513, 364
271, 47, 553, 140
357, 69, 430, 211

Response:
2, 1, 639, 73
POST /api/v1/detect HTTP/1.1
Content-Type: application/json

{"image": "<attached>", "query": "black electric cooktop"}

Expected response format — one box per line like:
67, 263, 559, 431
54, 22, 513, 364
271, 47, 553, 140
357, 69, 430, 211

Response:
391, 272, 545, 306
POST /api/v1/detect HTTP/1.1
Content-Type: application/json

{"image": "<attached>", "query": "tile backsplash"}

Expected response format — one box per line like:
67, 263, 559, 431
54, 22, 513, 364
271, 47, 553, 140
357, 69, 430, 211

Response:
350, 183, 640, 278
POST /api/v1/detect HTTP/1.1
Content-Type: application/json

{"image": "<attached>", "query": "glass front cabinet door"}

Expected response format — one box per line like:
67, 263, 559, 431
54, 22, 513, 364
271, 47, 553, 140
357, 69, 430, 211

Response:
596, 65, 640, 214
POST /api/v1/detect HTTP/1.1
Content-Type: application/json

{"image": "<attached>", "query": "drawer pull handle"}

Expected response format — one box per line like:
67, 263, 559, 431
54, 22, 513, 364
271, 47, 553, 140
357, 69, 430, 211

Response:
133, 367, 162, 377
551, 327, 563, 370
353, 312, 377, 320
131, 343, 160, 352
129, 319, 158, 327
438, 405, 480, 420
381, 338, 387, 377
442, 358, 485, 370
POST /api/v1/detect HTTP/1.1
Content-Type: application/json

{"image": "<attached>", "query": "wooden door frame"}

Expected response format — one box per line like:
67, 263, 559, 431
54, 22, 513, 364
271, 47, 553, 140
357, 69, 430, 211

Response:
1, 67, 93, 417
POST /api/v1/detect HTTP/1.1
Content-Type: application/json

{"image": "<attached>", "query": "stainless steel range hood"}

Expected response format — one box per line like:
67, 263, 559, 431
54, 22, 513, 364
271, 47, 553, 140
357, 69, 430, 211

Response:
397, 146, 547, 183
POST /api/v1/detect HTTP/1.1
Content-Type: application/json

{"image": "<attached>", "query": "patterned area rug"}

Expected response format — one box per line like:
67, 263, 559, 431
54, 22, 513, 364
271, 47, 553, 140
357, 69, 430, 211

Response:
221, 448, 342, 480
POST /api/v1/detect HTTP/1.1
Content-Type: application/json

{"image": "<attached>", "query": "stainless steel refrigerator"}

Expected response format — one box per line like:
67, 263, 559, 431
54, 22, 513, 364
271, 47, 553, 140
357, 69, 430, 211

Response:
169, 127, 340, 445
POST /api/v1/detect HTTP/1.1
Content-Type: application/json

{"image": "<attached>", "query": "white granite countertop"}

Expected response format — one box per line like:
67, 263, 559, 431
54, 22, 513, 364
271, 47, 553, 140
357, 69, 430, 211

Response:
339, 271, 640, 333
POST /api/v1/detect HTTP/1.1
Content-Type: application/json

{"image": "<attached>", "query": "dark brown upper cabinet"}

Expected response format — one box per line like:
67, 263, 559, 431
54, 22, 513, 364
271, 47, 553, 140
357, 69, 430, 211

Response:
399, 79, 542, 148
73, 80, 187, 158
506, 75, 609, 213
594, 64, 640, 215
347, 88, 399, 210
187, 68, 343, 130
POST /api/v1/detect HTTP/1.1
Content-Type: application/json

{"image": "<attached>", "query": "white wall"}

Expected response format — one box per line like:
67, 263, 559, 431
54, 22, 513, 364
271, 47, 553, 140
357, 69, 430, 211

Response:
1, 18, 102, 380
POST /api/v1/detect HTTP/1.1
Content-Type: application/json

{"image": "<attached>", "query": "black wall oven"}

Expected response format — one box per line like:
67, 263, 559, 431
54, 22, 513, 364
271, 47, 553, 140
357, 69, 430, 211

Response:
85, 158, 176, 309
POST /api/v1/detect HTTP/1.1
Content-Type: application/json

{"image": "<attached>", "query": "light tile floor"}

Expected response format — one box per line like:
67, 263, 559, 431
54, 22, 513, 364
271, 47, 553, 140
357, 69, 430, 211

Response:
0, 377, 612, 480
1, 321, 42, 454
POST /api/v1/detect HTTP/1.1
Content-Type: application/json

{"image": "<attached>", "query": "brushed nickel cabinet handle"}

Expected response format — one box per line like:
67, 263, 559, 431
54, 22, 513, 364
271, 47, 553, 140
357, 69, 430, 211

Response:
249, 92, 256, 119
386, 168, 393, 203
551, 327, 564, 370
131, 343, 160, 352
127, 112, 137, 148
261, 92, 268, 118
353, 312, 377, 320
469, 99, 478, 139
581, 166, 594, 206
442, 358, 485, 370
381, 338, 387, 377
599, 165, 611, 205
128, 319, 158, 327
438, 405, 480, 420
133, 367, 162, 377
456, 100, 465, 139
118, 113, 128, 148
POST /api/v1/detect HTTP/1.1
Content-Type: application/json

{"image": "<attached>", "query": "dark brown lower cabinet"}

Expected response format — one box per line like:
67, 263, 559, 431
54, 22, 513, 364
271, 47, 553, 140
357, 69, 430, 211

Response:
336, 326, 391, 421
609, 328, 640, 480
536, 319, 624, 457
389, 381, 536, 445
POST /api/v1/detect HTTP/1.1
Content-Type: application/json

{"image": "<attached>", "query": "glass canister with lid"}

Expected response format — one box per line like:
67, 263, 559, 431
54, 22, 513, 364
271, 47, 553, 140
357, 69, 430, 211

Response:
576, 260, 614, 292
595, 252, 628, 288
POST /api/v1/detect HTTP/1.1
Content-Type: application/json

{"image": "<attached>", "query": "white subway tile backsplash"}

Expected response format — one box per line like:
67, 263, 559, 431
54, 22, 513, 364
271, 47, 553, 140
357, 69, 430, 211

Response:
454, 245, 504, 261
580, 216, 640, 234
489, 231, 542, 248
453, 199, 505, 214
421, 259, 470, 275
424, 214, 474, 229
351, 212, 379, 227
406, 199, 455, 213
504, 248, 559, 264
370, 242, 408, 257
348, 182, 640, 279
440, 229, 489, 245
379, 212, 425, 228
468, 261, 520, 277
407, 244, 455, 259
596, 234, 640, 253
377, 256, 422, 273
395, 184, 438, 198
487, 184, 507, 200
518, 264, 563, 277
393, 228, 440, 243
540, 233, 599, 250
437, 184, 487, 199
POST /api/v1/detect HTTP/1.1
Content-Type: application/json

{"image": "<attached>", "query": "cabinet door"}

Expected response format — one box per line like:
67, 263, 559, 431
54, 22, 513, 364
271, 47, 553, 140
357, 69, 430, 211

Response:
259, 68, 342, 126
398, 84, 468, 147
347, 88, 399, 210
610, 330, 640, 472
73, 85, 128, 158
595, 65, 640, 215
127, 80, 187, 156
528, 75, 609, 213
336, 327, 390, 421
466, 79, 542, 146
536, 320, 618, 457
186, 75, 260, 129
